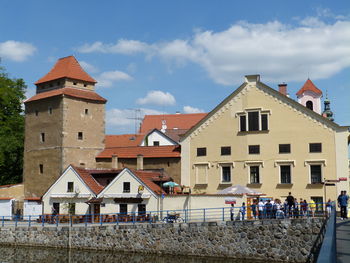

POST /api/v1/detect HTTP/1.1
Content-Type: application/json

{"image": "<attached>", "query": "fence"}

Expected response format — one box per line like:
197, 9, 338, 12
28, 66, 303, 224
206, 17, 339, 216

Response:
0, 202, 328, 228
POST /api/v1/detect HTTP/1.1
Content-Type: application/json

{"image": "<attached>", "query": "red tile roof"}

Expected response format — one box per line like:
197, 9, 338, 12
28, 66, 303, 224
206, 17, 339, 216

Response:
105, 134, 144, 148
139, 113, 207, 133
72, 166, 165, 195
296, 79, 322, 96
24, 197, 42, 201
25, 87, 107, 103
73, 166, 104, 195
35, 56, 97, 85
96, 145, 181, 159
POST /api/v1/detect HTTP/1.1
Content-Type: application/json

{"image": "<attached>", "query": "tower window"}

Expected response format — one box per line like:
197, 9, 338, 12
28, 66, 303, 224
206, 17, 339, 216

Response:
48, 107, 52, 114
39, 164, 44, 174
35, 110, 39, 116
78, 132, 83, 140
84, 109, 89, 115
306, 101, 313, 110
40, 133, 45, 142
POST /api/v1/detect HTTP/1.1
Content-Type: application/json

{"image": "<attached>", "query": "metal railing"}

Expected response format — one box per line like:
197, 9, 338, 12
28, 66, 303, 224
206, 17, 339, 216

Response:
0, 203, 328, 228
316, 204, 336, 263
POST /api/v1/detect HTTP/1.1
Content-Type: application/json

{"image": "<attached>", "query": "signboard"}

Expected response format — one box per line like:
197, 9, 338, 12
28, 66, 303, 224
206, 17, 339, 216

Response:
339, 177, 348, 181
225, 197, 236, 204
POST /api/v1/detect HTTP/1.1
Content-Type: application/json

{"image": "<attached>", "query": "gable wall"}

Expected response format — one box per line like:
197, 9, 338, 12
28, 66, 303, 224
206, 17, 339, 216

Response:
182, 83, 346, 202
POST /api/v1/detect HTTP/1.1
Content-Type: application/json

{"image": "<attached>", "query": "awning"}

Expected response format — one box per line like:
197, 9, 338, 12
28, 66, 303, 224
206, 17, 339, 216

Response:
85, 197, 103, 204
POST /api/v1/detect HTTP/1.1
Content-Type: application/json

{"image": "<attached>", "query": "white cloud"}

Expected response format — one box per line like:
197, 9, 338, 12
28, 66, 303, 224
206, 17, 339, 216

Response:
106, 108, 166, 133
183, 105, 205, 114
136, 90, 176, 106
95, 70, 133, 88
78, 39, 150, 55
80, 61, 99, 73
78, 17, 350, 85
0, 41, 36, 62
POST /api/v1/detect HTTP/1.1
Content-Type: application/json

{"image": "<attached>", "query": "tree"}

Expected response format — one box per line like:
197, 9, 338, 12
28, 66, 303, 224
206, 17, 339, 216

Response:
0, 66, 26, 185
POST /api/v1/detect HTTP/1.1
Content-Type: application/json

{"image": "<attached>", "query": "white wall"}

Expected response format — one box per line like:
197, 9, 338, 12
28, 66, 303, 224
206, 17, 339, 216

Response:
0, 199, 13, 217
23, 201, 42, 219
140, 131, 176, 146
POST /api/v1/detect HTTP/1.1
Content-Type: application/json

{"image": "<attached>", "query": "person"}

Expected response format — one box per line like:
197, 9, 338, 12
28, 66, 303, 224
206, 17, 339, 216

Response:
338, 191, 349, 220
265, 200, 272, 219
309, 199, 316, 217
294, 198, 299, 218
272, 199, 278, 219
326, 199, 332, 217
286, 192, 295, 217
240, 202, 246, 220
258, 199, 264, 219
251, 200, 257, 220
300, 200, 308, 217
230, 203, 235, 221
51, 206, 57, 223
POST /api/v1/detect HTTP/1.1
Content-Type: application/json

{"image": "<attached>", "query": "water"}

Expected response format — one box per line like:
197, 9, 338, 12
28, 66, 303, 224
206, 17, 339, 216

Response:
0, 245, 270, 263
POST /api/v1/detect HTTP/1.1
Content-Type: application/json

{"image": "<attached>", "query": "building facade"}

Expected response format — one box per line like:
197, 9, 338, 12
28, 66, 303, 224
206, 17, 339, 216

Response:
180, 75, 349, 204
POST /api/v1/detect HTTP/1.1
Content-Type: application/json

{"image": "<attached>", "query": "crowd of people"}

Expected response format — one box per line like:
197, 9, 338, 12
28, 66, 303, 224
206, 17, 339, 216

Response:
229, 191, 349, 221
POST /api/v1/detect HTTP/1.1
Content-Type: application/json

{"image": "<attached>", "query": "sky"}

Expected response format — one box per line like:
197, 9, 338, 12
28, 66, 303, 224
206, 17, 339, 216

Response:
1, 0, 349, 135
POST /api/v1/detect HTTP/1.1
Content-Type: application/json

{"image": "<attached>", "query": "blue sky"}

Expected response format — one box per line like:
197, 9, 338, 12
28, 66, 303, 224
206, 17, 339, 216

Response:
1, 0, 349, 134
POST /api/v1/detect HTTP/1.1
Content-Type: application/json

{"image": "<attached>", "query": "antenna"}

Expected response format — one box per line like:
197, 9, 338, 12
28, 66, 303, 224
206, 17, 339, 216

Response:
127, 108, 143, 135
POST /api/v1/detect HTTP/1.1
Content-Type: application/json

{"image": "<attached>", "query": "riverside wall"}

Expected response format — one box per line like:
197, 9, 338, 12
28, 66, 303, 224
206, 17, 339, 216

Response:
0, 218, 325, 262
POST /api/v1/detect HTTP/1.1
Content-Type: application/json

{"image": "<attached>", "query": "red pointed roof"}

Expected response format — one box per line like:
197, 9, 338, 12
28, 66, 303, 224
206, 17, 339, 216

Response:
35, 56, 97, 85
24, 87, 107, 103
139, 113, 207, 133
296, 79, 322, 96
73, 166, 104, 195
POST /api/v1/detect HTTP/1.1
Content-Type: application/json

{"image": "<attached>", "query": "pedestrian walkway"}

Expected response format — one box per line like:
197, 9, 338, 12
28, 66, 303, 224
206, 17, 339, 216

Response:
336, 219, 350, 263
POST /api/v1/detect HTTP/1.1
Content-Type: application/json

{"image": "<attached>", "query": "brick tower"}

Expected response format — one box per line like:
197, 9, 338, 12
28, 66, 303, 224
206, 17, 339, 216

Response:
23, 56, 107, 197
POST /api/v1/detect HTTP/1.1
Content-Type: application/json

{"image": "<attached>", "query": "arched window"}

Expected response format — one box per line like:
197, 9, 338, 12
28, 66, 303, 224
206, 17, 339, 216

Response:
306, 101, 313, 110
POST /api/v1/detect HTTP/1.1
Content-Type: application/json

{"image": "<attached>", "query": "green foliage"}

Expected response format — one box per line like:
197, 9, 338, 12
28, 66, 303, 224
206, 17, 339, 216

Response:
0, 66, 26, 185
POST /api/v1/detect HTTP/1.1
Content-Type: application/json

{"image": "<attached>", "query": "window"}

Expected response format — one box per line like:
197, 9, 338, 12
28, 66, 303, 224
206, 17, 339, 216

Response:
195, 164, 208, 184
67, 182, 74, 192
123, 182, 130, 193
310, 165, 322, 183
279, 144, 291, 154
250, 166, 260, 184
120, 204, 127, 214
40, 133, 45, 143
249, 145, 260, 154
68, 203, 75, 215
78, 132, 83, 140
309, 143, 322, 153
197, 147, 207, 156
84, 84, 87, 87
73, 82, 77, 85
57, 81, 60, 85
221, 146, 231, 156
306, 101, 313, 110
138, 204, 146, 215
39, 164, 44, 174
35, 110, 39, 116
84, 109, 89, 115
248, 112, 259, 131
221, 166, 231, 183
53, 203, 60, 214
153, 141, 160, 146
280, 165, 291, 184
49, 107, 52, 114
239, 111, 269, 132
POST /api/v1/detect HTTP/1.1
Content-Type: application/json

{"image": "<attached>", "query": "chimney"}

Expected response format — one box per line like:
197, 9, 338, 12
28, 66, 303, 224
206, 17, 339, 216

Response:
137, 154, 144, 170
278, 83, 287, 96
111, 154, 118, 169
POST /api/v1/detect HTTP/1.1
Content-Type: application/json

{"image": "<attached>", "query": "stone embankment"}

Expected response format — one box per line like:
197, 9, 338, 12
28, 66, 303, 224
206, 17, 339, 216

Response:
0, 218, 325, 262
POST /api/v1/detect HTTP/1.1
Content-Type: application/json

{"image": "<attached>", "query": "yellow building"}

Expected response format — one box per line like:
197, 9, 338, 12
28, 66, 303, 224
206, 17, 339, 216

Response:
180, 75, 349, 204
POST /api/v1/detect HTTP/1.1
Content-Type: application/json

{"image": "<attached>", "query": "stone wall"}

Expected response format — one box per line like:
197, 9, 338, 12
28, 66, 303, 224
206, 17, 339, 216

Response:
0, 218, 325, 262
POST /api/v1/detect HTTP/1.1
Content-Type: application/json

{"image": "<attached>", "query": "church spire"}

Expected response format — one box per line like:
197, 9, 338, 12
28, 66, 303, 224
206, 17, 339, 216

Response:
322, 91, 334, 121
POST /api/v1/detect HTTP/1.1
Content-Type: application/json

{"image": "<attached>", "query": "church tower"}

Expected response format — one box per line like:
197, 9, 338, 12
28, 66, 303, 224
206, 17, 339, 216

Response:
322, 93, 334, 121
23, 56, 107, 197
296, 79, 322, 114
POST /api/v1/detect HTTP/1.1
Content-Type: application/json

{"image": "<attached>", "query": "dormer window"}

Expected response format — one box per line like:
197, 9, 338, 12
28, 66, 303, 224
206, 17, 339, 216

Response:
238, 109, 270, 132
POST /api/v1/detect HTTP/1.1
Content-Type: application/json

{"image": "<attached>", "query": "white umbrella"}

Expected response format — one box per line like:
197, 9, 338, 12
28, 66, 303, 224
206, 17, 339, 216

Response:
217, 185, 263, 196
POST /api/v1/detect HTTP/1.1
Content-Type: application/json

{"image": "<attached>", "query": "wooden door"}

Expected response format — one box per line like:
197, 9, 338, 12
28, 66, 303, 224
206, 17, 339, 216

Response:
93, 204, 100, 223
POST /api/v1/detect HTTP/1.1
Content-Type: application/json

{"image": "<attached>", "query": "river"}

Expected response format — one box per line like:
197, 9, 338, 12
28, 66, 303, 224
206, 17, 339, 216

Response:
0, 245, 270, 263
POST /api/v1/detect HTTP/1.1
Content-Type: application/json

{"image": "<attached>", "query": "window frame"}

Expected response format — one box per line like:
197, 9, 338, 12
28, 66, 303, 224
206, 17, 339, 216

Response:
309, 143, 322, 153
40, 132, 45, 143
279, 144, 291, 154
221, 165, 232, 183
78, 132, 83, 140
248, 145, 260, 154
123, 182, 131, 193
237, 109, 270, 132
310, 164, 322, 184
39, 164, 44, 174
279, 165, 292, 184
249, 165, 260, 184
119, 204, 127, 214
196, 147, 207, 157
67, 182, 74, 193
153, 141, 160, 146
220, 146, 231, 156
194, 163, 209, 185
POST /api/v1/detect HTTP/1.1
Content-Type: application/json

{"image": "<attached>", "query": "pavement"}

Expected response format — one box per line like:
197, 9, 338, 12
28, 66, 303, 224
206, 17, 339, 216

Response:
336, 218, 350, 263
